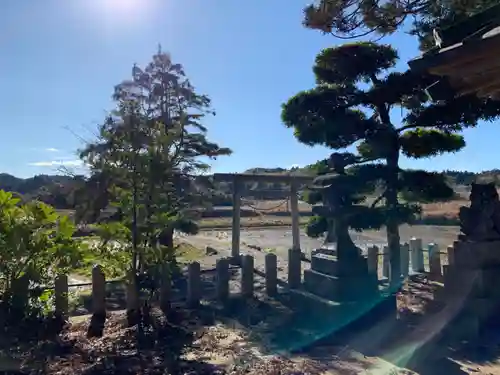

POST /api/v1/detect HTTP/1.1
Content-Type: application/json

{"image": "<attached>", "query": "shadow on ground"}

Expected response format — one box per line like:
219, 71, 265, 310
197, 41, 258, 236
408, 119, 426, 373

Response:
200, 273, 500, 375
2, 306, 231, 375
10, 271, 500, 374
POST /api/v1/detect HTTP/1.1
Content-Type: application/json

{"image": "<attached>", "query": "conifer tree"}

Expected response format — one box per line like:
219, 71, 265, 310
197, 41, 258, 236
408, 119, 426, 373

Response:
80, 49, 231, 274
282, 42, 497, 285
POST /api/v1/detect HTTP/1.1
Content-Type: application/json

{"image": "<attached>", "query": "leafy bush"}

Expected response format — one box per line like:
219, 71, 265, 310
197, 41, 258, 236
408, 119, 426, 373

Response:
0, 190, 84, 334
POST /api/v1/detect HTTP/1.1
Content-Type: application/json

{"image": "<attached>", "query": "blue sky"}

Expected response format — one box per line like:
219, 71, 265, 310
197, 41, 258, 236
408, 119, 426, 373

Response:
0, 0, 496, 178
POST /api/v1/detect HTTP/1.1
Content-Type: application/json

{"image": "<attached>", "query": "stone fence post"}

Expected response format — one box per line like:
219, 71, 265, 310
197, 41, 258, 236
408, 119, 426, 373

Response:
428, 243, 442, 279
92, 265, 106, 315
187, 262, 201, 307
448, 242, 457, 266
265, 253, 278, 297
288, 248, 301, 289
400, 243, 410, 278
382, 246, 390, 279
367, 246, 378, 277
126, 269, 140, 325
54, 274, 68, 319
88, 265, 106, 337
410, 238, 424, 273
216, 258, 230, 302
241, 255, 254, 298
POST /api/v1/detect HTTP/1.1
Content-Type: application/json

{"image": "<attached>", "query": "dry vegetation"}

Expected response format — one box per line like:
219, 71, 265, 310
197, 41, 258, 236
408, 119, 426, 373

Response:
200, 193, 468, 229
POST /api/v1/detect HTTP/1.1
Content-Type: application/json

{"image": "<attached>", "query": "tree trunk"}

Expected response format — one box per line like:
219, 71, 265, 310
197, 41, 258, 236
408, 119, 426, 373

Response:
386, 155, 401, 290
131, 165, 139, 274
372, 92, 402, 291
160, 227, 174, 256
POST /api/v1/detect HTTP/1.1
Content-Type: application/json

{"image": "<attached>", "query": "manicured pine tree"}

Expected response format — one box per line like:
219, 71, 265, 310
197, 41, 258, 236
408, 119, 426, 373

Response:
282, 42, 475, 286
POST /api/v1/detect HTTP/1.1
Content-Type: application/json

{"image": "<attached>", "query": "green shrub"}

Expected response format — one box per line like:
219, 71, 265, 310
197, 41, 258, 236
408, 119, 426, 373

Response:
0, 190, 84, 335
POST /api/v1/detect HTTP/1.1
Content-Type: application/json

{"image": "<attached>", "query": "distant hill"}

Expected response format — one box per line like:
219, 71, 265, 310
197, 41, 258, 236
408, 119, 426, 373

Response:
0, 173, 84, 209
243, 167, 499, 187
1, 168, 499, 211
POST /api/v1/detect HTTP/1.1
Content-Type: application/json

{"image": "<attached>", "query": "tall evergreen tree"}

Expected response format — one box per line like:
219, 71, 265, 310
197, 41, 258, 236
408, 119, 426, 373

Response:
80, 48, 231, 273
282, 42, 500, 285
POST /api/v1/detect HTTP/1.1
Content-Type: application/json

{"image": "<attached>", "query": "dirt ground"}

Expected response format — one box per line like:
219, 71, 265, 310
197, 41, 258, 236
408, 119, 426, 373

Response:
4, 274, 500, 375
185, 225, 460, 272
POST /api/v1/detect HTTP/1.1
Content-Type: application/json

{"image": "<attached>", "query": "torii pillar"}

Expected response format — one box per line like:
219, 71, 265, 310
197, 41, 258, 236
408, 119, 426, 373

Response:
290, 180, 301, 252
231, 176, 242, 259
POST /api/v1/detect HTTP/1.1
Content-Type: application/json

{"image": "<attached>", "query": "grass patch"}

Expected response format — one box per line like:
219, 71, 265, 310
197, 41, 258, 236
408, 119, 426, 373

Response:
175, 242, 205, 263
71, 240, 206, 279
198, 215, 309, 229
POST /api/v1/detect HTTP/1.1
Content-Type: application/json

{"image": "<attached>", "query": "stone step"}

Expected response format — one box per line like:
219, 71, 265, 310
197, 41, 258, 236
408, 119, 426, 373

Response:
311, 247, 337, 257
311, 253, 340, 276
304, 269, 378, 302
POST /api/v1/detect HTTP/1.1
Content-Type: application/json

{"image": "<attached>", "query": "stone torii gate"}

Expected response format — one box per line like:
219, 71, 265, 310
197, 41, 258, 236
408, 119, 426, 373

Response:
213, 173, 314, 259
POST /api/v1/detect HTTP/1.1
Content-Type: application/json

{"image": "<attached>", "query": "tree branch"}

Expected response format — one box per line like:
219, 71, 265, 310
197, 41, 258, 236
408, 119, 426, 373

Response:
371, 188, 388, 208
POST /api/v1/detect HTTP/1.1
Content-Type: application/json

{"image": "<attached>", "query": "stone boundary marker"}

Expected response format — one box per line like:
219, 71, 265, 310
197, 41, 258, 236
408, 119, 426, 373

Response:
44, 238, 446, 318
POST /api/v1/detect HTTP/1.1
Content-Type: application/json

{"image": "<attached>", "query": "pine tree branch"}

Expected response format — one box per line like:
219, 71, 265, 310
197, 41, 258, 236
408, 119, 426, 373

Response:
397, 124, 420, 133
370, 190, 387, 208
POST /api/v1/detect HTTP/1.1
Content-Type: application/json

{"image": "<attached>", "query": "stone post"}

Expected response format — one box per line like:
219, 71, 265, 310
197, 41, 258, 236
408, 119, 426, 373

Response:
290, 180, 301, 252
87, 265, 107, 337
160, 263, 171, 313
216, 258, 230, 302
288, 248, 301, 289
448, 243, 457, 266
241, 255, 254, 298
410, 238, 424, 273
126, 269, 140, 325
265, 253, 278, 296
231, 178, 242, 261
92, 265, 106, 315
428, 243, 442, 279
54, 274, 68, 318
367, 245, 379, 277
382, 245, 390, 279
400, 243, 410, 278
187, 262, 201, 307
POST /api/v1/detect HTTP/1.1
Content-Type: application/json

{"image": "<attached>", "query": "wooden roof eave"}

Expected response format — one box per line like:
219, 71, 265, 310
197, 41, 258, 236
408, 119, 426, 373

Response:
408, 29, 500, 76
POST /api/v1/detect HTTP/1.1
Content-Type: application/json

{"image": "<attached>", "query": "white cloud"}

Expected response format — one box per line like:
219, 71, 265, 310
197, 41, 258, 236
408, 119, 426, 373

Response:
28, 160, 83, 167
45, 148, 60, 152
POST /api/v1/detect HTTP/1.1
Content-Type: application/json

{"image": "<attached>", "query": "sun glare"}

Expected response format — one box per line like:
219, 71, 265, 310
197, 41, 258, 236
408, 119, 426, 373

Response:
101, 0, 140, 14
78, 0, 154, 26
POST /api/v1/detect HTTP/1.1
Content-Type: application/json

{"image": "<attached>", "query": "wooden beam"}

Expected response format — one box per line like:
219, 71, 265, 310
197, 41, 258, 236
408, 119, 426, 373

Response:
409, 32, 500, 75
428, 51, 493, 76
478, 83, 500, 97
461, 65, 500, 84
459, 73, 500, 96
430, 53, 500, 77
